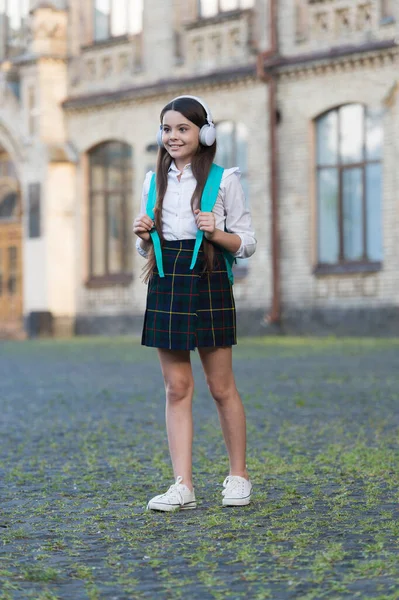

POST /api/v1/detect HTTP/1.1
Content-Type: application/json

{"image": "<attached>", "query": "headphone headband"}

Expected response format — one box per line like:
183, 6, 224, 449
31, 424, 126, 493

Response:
169, 95, 214, 126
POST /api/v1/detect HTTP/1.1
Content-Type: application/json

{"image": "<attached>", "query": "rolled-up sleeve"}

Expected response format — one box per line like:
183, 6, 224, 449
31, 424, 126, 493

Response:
135, 171, 153, 259
221, 170, 257, 259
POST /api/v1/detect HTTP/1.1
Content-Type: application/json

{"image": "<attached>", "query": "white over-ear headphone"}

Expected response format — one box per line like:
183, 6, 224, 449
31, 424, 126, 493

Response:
157, 95, 216, 148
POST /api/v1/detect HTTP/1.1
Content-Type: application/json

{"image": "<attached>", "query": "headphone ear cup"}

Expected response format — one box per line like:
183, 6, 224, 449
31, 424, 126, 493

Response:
199, 124, 216, 147
157, 127, 164, 148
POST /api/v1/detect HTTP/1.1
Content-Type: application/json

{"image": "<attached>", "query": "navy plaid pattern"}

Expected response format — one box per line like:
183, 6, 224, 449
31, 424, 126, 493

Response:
141, 240, 237, 350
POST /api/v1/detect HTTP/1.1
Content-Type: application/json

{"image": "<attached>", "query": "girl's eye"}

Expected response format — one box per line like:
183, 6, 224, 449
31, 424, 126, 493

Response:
179, 128, 187, 133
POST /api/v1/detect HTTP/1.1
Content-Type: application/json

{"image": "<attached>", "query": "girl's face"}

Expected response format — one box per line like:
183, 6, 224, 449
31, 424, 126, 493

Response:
162, 110, 201, 167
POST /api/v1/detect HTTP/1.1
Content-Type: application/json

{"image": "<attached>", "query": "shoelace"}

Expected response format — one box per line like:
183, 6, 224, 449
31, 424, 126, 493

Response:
222, 476, 243, 496
159, 476, 185, 506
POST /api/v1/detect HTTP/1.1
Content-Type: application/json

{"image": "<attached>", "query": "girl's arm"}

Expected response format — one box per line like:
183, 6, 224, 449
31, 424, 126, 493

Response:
134, 172, 154, 257
194, 209, 241, 253
195, 171, 256, 257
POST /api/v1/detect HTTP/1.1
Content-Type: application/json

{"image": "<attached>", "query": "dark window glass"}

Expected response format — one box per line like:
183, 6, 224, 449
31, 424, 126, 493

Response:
88, 141, 133, 278
28, 183, 41, 238
0, 190, 18, 219
7, 245, 17, 295
316, 105, 383, 266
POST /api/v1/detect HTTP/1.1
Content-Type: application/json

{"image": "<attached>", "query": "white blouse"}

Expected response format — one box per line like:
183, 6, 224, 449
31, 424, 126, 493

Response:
136, 161, 256, 259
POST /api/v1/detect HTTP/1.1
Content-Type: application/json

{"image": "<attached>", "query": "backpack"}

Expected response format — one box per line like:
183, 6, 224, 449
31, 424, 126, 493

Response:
146, 163, 235, 283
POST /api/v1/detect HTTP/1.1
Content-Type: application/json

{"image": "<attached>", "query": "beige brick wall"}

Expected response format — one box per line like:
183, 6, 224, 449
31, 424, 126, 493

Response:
277, 56, 399, 309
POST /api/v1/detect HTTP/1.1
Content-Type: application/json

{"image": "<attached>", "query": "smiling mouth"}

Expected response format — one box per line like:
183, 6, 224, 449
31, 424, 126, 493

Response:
169, 144, 183, 149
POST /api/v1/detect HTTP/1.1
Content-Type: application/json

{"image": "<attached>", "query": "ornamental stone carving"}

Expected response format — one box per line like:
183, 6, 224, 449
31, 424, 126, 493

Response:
30, 5, 67, 56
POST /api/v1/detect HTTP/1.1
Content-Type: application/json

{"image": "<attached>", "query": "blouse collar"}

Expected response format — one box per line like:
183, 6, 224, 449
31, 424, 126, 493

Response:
169, 161, 192, 173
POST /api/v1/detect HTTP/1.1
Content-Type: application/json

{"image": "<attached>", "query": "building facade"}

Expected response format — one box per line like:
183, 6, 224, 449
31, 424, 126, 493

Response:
0, 0, 397, 338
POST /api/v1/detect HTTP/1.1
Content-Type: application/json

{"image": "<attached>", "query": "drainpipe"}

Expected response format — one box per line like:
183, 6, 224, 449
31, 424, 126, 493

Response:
256, 0, 280, 325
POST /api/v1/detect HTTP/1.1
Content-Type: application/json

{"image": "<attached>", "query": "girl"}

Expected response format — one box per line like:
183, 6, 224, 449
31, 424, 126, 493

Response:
133, 95, 256, 511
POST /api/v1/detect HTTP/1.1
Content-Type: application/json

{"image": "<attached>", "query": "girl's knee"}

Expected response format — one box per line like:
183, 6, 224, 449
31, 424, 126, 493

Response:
165, 376, 194, 403
207, 378, 236, 405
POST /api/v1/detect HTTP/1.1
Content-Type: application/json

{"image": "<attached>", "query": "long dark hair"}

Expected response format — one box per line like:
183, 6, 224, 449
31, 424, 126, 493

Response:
142, 97, 217, 282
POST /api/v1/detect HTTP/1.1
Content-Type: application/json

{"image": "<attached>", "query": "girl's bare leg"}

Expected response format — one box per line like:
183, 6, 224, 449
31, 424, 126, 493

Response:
157, 349, 195, 490
198, 346, 249, 479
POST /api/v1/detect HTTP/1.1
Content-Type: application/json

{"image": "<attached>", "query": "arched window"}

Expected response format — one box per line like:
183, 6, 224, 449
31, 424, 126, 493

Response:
315, 104, 383, 271
215, 121, 249, 277
88, 141, 133, 283
200, 0, 254, 18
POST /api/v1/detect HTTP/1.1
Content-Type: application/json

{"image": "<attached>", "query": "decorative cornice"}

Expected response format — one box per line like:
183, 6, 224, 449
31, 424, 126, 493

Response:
263, 38, 398, 79
63, 65, 257, 111
10, 53, 67, 67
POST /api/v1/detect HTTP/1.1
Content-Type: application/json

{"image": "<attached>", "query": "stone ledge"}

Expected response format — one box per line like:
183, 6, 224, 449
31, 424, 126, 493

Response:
280, 307, 399, 337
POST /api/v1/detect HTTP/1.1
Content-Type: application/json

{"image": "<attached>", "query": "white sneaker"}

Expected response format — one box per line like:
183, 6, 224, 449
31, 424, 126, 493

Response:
147, 476, 197, 512
222, 475, 252, 506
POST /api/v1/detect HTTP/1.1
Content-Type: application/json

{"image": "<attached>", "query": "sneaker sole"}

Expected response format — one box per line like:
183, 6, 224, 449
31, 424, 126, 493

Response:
147, 501, 197, 512
222, 496, 251, 507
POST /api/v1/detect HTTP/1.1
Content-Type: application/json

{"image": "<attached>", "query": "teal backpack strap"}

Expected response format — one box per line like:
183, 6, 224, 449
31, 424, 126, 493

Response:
146, 173, 164, 278
190, 164, 224, 271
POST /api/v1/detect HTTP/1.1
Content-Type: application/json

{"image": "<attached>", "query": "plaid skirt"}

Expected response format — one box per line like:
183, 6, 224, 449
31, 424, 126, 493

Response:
141, 239, 237, 350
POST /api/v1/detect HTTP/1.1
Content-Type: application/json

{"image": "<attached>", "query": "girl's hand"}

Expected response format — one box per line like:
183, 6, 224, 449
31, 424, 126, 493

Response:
133, 214, 154, 242
194, 209, 216, 239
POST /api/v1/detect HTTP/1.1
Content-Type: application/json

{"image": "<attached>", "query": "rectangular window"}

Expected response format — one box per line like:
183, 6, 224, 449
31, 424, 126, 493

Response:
200, 0, 254, 18
342, 167, 363, 261
94, 0, 143, 42
1, 0, 29, 58
91, 193, 106, 276
317, 169, 339, 264
94, 0, 110, 41
7, 246, 17, 295
107, 193, 124, 274
28, 183, 41, 239
366, 164, 383, 261
381, 0, 395, 21
27, 85, 36, 137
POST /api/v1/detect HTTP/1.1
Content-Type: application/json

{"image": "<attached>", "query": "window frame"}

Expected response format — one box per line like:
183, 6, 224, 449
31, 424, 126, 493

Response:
380, 0, 395, 24
87, 141, 133, 288
0, 0, 29, 60
198, 0, 254, 19
93, 0, 143, 43
314, 104, 383, 276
